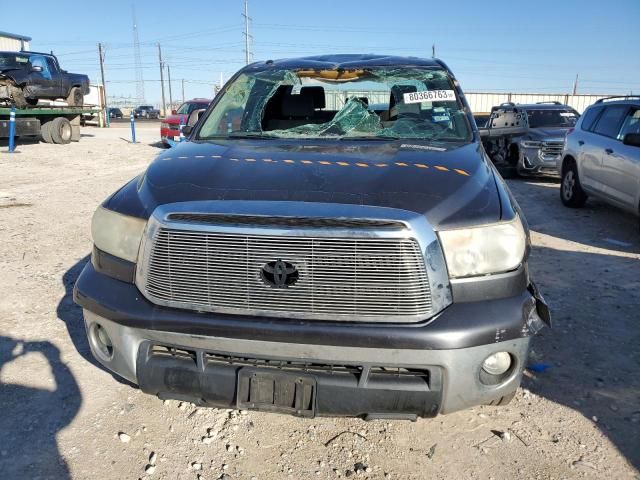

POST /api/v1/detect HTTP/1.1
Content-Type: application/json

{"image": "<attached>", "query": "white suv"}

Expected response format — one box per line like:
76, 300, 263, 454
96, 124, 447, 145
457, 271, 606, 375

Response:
559, 96, 640, 226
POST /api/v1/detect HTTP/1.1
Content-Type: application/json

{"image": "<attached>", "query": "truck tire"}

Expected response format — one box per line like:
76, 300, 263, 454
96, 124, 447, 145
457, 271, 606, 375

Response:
560, 160, 587, 207
10, 86, 28, 109
49, 117, 72, 144
40, 120, 54, 143
67, 87, 84, 107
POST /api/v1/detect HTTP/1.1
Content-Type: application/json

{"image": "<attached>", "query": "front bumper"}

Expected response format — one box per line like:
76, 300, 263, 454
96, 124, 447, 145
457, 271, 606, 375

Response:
75, 263, 546, 418
520, 146, 561, 172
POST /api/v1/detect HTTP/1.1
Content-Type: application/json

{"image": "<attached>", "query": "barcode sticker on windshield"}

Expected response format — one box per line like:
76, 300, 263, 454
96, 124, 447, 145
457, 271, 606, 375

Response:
403, 90, 456, 104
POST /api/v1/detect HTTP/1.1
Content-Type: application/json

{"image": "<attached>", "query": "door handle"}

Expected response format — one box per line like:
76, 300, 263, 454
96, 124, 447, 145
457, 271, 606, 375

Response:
578, 140, 584, 146
605, 148, 614, 154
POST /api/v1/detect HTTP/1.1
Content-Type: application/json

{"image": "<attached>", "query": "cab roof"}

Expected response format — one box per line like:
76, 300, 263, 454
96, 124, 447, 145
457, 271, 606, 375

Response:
247, 54, 447, 71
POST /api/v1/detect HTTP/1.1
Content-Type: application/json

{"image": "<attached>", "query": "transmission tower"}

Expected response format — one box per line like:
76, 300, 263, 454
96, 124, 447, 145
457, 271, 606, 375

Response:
242, 0, 252, 65
132, 4, 145, 104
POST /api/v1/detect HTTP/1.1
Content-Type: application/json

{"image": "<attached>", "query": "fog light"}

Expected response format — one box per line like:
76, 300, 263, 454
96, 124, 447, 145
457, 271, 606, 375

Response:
92, 323, 114, 360
482, 352, 512, 376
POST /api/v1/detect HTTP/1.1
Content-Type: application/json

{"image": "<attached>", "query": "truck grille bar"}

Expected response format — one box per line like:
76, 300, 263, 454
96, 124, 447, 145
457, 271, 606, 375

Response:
140, 228, 432, 322
540, 141, 564, 159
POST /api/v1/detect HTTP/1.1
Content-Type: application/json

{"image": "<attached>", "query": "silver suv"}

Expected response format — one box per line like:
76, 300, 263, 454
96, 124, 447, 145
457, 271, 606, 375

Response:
559, 96, 640, 225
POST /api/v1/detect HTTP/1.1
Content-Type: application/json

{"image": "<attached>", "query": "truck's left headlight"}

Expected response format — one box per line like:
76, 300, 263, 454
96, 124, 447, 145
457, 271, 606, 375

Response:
91, 207, 147, 262
438, 216, 526, 278
520, 140, 542, 149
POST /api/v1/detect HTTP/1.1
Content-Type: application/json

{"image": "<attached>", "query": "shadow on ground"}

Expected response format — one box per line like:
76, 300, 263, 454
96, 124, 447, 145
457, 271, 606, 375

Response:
509, 178, 640, 468
0, 336, 81, 478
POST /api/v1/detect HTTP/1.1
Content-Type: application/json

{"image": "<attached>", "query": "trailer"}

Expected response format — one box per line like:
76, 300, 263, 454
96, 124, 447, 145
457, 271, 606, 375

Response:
0, 106, 100, 144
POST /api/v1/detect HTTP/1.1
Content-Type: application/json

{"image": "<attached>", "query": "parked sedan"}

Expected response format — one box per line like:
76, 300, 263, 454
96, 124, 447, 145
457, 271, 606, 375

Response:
559, 96, 640, 226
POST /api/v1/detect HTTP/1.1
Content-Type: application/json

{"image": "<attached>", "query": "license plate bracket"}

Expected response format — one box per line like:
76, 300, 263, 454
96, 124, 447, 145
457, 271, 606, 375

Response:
236, 368, 316, 418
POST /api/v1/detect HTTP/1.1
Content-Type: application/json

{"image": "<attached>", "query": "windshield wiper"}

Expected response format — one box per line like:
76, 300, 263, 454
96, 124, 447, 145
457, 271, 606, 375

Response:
227, 132, 278, 139
341, 135, 400, 141
201, 133, 277, 140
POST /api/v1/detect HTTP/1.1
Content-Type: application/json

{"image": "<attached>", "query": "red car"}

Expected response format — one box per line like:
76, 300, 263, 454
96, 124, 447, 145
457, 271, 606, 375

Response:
160, 98, 211, 145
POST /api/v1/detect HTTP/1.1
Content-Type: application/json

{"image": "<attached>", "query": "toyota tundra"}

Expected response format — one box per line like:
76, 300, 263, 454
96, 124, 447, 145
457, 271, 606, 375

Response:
74, 54, 550, 420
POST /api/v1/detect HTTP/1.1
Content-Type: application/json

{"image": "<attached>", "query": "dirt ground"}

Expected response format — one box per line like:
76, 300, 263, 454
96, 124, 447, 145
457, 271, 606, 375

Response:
1, 126, 639, 480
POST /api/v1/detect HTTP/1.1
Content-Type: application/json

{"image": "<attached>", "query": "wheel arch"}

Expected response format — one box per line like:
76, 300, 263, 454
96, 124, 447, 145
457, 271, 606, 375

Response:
561, 154, 577, 174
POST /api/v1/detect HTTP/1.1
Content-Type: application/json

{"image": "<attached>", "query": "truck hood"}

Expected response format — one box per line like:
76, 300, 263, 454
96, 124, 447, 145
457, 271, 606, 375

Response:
129, 139, 503, 230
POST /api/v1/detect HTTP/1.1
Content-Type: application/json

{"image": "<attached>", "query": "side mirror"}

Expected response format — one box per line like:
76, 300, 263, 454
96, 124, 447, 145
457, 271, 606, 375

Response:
171, 109, 177, 115
622, 132, 640, 147
182, 108, 207, 136
31, 65, 43, 73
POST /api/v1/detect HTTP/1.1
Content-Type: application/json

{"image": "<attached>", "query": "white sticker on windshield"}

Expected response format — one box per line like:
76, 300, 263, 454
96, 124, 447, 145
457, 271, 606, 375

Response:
560, 112, 576, 117
403, 90, 456, 104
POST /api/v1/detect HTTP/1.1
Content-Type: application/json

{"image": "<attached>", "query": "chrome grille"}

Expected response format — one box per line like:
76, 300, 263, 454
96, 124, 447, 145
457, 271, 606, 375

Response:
141, 228, 432, 322
541, 141, 564, 159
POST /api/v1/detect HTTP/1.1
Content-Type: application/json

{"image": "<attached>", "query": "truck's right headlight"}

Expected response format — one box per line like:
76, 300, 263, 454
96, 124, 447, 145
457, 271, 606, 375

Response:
438, 216, 526, 278
91, 207, 147, 262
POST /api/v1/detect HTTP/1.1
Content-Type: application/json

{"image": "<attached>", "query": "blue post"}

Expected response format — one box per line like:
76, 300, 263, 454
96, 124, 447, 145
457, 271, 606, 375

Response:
8, 106, 16, 153
179, 122, 185, 142
130, 111, 136, 144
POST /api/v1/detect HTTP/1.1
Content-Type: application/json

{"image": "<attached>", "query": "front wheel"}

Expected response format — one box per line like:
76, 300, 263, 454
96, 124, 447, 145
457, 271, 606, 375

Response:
10, 86, 28, 109
67, 87, 84, 107
560, 162, 587, 207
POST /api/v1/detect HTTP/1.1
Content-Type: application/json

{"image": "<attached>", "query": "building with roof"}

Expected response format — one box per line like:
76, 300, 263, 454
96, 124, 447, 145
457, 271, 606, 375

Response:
0, 31, 31, 51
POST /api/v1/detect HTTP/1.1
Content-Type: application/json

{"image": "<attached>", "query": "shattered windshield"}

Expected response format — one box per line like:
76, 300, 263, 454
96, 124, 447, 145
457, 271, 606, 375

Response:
197, 67, 471, 142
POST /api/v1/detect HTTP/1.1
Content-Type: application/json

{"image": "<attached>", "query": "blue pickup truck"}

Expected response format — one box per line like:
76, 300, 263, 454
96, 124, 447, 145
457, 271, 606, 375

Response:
0, 50, 89, 108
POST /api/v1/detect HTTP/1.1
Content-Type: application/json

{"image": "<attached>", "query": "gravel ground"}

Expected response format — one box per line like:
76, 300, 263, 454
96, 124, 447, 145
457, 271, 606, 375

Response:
0, 127, 639, 480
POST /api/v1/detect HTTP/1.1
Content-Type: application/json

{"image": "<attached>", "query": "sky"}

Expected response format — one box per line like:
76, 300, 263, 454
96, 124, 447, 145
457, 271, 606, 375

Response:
5, 0, 639, 107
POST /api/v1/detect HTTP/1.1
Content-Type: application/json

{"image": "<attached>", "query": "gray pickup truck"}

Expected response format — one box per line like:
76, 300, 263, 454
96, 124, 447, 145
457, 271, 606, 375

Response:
0, 51, 90, 108
74, 54, 550, 420
482, 102, 580, 176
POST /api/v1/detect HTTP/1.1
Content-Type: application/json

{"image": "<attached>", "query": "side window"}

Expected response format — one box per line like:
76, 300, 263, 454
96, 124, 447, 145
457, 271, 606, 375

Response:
45, 57, 57, 73
617, 108, 640, 139
580, 106, 602, 132
592, 105, 628, 139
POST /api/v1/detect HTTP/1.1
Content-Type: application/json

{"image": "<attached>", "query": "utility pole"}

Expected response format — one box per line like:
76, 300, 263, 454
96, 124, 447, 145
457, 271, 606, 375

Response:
242, 0, 252, 65
167, 64, 173, 111
572, 74, 579, 95
98, 42, 108, 127
181, 78, 185, 104
132, 4, 145, 104
158, 43, 167, 117
432, 44, 436, 58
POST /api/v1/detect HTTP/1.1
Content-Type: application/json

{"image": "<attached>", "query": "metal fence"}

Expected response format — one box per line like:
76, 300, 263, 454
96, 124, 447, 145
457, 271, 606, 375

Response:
324, 89, 610, 114
465, 92, 609, 114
